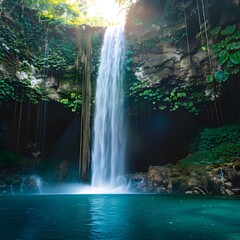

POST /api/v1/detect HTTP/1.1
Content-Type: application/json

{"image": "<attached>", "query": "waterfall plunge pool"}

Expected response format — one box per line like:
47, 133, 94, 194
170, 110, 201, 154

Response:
1, 194, 240, 240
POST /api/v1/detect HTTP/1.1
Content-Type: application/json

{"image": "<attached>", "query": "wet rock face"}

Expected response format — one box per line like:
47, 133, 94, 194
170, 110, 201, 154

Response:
128, 160, 240, 195
148, 166, 165, 183
0, 170, 45, 195
55, 160, 70, 182
20, 175, 43, 194
127, 172, 148, 192
125, 2, 212, 92
131, 43, 209, 88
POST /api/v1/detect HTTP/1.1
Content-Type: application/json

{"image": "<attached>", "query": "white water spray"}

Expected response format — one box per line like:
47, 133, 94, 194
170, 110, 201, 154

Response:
91, 25, 126, 190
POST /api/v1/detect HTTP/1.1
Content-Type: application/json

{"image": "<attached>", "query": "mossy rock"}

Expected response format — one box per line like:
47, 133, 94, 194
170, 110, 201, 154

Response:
178, 151, 216, 166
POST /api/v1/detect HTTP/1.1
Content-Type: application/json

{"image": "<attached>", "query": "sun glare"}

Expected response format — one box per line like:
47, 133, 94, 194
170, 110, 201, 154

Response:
88, 0, 127, 25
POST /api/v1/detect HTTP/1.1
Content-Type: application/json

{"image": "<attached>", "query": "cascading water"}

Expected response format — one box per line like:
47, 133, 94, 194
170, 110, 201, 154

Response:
91, 25, 126, 190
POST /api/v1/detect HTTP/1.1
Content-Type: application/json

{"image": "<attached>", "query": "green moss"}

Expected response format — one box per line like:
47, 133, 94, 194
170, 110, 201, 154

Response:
179, 151, 216, 166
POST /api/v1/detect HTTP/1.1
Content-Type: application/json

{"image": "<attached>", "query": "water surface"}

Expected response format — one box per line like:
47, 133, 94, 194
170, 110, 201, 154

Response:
1, 195, 240, 240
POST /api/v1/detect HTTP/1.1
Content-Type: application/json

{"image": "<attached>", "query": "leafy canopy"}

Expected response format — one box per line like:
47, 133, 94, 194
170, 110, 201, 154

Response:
25, 0, 133, 26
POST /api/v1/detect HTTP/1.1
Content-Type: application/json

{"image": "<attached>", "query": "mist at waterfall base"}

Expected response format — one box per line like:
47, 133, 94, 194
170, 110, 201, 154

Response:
35, 25, 127, 195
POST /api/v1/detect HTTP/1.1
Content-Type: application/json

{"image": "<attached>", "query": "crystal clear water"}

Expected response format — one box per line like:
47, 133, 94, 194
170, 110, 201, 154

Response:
91, 25, 126, 189
1, 195, 240, 240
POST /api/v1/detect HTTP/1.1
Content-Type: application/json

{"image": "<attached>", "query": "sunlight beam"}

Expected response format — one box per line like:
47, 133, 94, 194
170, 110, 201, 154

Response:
87, 0, 127, 25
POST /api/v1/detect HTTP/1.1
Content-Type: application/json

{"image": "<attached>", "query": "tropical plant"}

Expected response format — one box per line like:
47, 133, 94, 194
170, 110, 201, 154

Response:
211, 143, 240, 160
205, 24, 240, 83
191, 123, 240, 152
128, 80, 206, 114
59, 92, 82, 112
0, 77, 43, 104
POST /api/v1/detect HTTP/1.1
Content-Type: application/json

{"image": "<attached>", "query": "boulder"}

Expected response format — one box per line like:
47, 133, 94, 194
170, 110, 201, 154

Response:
178, 176, 199, 192
127, 172, 148, 192
210, 177, 224, 194
156, 186, 167, 193
0, 169, 22, 195
224, 182, 233, 189
55, 160, 70, 182
20, 175, 42, 194
148, 166, 165, 184
225, 189, 235, 195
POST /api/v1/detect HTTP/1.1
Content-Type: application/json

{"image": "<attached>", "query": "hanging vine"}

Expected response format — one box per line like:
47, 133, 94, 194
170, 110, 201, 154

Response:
76, 26, 92, 182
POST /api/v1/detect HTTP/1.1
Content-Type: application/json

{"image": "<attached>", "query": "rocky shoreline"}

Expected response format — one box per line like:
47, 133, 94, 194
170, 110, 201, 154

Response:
127, 160, 240, 195
0, 169, 21, 195
0, 169, 43, 195
2, 160, 240, 195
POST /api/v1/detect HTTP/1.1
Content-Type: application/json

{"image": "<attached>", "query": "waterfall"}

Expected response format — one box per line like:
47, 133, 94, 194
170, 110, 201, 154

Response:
91, 25, 126, 189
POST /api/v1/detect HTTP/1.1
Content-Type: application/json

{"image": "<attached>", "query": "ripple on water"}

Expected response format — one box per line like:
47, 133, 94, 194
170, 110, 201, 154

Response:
0, 195, 240, 240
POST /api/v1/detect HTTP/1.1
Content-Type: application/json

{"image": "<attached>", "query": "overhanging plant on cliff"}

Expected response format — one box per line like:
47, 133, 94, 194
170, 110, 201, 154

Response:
59, 92, 82, 113
128, 81, 206, 114
0, 77, 43, 104
205, 24, 240, 84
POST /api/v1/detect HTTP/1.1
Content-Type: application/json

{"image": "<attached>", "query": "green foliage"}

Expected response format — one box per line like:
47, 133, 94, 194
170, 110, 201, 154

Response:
59, 93, 82, 112
0, 3, 44, 65
0, 77, 42, 104
19, 81, 43, 104
37, 0, 82, 25
128, 80, 205, 114
182, 124, 240, 166
191, 123, 240, 152
211, 143, 240, 160
206, 74, 214, 83
229, 51, 240, 64
211, 26, 221, 36
179, 151, 216, 166
0, 1, 44, 104
163, 0, 182, 20
18, 0, 132, 26
35, 36, 77, 76
214, 70, 229, 83
221, 25, 237, 35
35, 51, 66, 72
205, 25, 240, 83
0, 79, 15, 102
0, 1, 78, 106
